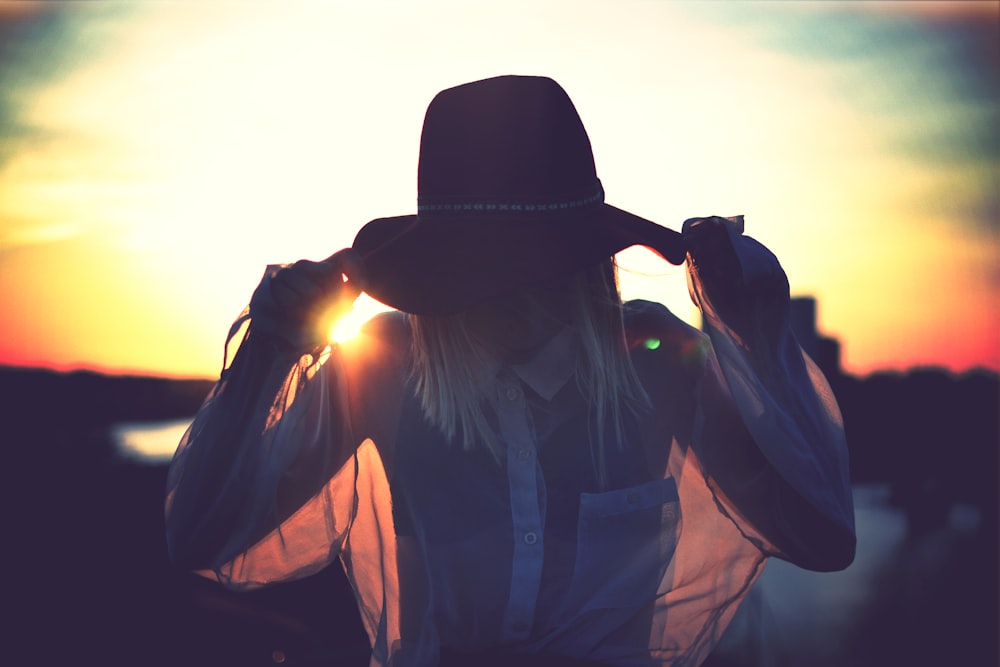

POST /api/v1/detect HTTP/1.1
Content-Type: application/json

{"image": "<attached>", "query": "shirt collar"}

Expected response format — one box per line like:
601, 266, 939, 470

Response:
509, 326, 578, 401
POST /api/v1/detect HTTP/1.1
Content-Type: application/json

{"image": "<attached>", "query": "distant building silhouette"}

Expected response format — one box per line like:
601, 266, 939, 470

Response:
788, 296, 842, 381
699, 295, 843, 381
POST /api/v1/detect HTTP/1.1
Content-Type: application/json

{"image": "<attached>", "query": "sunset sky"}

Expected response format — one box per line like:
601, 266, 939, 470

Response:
0, 1, 996, 379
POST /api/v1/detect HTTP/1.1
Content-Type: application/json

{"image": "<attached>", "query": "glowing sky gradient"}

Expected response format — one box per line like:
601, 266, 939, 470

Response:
0, 1, 996, 379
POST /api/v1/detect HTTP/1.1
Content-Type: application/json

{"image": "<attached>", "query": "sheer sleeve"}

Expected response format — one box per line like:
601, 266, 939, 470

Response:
164, 266, 359, 588
684, 218, 856, 571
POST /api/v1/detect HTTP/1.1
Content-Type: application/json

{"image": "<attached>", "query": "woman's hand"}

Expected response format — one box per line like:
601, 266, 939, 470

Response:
250, 248, 367, 350
683, 216, 790, 351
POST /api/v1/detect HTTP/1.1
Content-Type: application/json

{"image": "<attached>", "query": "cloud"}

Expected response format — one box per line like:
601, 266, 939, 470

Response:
1, 221, 81, 247
688, 2, 998, 233
0, 4, 73, 164
0, 3, 132, 167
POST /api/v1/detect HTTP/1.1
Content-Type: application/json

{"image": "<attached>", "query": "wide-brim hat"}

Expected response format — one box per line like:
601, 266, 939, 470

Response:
353, 75, 687, 316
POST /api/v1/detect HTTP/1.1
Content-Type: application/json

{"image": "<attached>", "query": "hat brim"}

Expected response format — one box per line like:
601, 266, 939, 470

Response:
352, 203, 687, 316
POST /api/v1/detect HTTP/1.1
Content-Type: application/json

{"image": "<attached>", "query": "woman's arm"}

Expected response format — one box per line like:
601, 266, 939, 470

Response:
682, 216, 856, 571
165, 250, 365, 574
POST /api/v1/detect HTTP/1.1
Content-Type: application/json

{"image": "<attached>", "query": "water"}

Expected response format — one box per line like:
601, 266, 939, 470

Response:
111, 417, 191, 462
724, 485, 907, 661
712, 483, 986, 666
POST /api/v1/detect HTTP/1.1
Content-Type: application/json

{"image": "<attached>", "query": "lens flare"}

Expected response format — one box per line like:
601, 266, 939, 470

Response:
329, 293, 394, 344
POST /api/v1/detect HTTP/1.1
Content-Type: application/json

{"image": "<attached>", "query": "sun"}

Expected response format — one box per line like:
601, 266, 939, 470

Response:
329, 294, 395, 344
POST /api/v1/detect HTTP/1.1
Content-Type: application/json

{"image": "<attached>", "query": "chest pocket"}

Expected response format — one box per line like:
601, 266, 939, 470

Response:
571, 476, 681, 609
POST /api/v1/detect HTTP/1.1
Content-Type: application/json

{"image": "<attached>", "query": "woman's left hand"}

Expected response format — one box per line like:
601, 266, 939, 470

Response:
682, 216, 790, 349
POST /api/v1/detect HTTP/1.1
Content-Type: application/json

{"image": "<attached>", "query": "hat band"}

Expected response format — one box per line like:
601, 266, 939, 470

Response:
417, 182, 605, 215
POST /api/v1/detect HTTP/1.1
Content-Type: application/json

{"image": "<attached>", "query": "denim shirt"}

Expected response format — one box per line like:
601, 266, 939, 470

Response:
388, 327, 681, 659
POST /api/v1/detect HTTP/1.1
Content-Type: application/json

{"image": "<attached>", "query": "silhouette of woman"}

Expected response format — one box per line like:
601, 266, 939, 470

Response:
165, 75, 855, 667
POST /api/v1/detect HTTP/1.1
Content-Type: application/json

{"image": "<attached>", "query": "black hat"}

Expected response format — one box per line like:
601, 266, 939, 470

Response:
353, 75, 686, 316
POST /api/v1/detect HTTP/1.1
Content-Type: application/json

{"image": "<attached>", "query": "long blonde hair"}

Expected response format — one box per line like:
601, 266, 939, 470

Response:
410, 258, 649, 487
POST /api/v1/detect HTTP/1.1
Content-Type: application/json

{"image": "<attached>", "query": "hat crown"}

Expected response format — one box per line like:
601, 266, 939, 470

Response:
417, 76, 600, 210
352, 75, 686, 315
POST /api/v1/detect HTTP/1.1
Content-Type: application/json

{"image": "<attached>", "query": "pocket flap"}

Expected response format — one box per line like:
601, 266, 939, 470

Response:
579, 477, 679, 519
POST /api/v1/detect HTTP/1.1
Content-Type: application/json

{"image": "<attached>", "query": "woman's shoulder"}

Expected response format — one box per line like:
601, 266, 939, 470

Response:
623, 299, 706, 347
340, 310, 411, 365
337, 311, 413, 440
359, 309, 411, 342
623, 299, 711, 383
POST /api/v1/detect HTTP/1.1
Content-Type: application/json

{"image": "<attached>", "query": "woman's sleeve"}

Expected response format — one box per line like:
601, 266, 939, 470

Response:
164, 266, 360, 589
685, 218, 856, 572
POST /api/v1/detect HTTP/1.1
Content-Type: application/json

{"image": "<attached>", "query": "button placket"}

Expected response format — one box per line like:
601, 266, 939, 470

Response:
495, 378, 544, 642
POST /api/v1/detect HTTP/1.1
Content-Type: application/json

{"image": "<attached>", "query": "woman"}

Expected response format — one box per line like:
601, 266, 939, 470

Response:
165, 75, 855, 666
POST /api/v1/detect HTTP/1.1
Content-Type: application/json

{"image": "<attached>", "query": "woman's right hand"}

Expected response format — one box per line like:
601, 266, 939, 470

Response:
249, 248, 367, 350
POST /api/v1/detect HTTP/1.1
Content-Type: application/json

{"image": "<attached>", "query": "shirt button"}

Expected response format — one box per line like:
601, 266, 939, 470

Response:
517, 449, 531, 460
505, 386, 520, 401
523, 531, 538, 545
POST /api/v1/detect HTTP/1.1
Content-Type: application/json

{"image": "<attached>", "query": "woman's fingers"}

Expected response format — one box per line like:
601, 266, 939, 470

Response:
683, 217, 741, 299
271, 251, 363, 319
322, 248, 367, 296
270, 263, 325, 315
249, 248, 369, 348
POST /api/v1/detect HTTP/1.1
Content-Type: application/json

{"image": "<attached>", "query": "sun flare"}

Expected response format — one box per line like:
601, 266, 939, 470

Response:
329, 294, 394, 344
